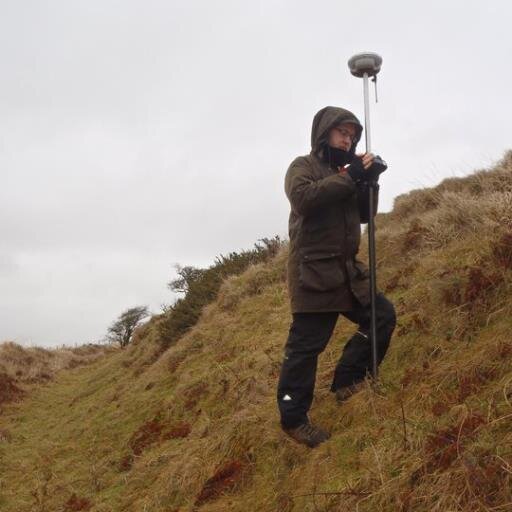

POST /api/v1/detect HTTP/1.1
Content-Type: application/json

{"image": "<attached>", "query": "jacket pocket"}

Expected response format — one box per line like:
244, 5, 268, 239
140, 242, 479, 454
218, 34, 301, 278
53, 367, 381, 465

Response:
299, 250, 345, 292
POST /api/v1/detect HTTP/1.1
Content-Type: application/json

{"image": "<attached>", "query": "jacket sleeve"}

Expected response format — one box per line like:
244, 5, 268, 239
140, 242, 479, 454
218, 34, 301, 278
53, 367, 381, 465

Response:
357, 182, 379, 224
285, 158, 357, 216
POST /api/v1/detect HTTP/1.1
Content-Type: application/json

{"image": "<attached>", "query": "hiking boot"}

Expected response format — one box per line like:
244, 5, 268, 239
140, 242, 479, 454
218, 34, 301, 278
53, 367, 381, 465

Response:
283, 422, 331, 448
335, 381, 365, 404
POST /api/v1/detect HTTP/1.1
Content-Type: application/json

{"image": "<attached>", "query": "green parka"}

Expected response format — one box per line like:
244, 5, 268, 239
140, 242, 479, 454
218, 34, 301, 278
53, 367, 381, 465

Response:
285, 106, 378, 313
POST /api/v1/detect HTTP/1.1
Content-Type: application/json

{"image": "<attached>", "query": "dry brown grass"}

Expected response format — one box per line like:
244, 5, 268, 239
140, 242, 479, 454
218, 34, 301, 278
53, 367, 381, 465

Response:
383, 151, 512, 253
1, 151, 512, 511
0, 341, 115, 391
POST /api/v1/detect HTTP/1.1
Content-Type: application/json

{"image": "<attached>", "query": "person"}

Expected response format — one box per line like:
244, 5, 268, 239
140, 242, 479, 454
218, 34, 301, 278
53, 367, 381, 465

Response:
277, 105, 396, 448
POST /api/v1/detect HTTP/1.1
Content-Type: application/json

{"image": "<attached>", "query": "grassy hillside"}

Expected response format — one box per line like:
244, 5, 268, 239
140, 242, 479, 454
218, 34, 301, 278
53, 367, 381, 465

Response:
1, 152, 512, 511
0, 342, 115, 407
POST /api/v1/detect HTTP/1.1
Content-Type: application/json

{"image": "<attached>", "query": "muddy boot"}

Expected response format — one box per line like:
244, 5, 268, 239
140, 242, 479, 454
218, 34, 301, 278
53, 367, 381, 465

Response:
335, 381, 365, 404
283, 422, 331, 448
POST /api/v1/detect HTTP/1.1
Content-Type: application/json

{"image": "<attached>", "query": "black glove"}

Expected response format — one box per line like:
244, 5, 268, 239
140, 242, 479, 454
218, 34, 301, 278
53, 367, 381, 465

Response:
347, 155, 387, 183
346, 156, 366, 183
366, 155, 387, 182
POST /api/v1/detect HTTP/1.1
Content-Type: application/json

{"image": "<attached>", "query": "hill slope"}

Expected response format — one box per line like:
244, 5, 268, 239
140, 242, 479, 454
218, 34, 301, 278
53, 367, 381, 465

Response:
1, 152, 512, 511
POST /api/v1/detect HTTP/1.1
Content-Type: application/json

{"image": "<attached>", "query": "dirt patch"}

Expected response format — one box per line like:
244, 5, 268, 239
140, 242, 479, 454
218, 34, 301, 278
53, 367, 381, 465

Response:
276, 493, 294, 512
163, 422, 191, 440
129, 419, 163, 455
431, 400, 450, 417
400, 364, 432, 388
184, 382, 208, 410
464, 267, 499, 304
215, 351, 234, 363
400, 367, 417, 388
195, 460, 245, 506
64, 493, 93, 511
439, 266, 501, 337
460, 454, 509, 506
118, 453, 134, 472
167, 352, 188, 373
0, 372, 24, 405
442, 279, 463, 308
402, 219, 429, 251
127, 416, 191, 460
424, 413, 485, 472
497, 340, 512, 358
457, 367, 498, 402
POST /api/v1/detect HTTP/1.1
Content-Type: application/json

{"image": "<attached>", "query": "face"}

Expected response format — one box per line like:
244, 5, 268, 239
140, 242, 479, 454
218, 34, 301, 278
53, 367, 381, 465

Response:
328, 123, 357, 151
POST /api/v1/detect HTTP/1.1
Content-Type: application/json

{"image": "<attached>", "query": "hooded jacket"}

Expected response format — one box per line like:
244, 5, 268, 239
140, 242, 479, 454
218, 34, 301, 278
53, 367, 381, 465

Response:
285, 106, 378, 313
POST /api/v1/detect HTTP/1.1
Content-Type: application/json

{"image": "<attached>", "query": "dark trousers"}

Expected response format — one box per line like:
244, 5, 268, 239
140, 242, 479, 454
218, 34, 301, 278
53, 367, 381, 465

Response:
277, 293, 396, 429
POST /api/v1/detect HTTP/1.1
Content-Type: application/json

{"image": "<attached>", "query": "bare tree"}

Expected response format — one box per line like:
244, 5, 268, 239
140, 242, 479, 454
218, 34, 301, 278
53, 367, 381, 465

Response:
107, 306, 149, 348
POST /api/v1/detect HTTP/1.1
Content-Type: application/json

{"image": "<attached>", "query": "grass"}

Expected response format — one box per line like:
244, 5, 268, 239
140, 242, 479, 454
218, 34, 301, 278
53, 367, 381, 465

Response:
0, 151, 512, 511
0, 342, 115, 385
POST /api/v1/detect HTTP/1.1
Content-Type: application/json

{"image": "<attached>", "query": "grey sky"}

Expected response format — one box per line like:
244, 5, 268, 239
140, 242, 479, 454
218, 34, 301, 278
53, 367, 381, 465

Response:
1, 1, 511, 346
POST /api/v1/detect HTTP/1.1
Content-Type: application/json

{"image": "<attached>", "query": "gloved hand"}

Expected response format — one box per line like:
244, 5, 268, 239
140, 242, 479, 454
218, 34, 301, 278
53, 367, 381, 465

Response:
347, 155, 387, 183
366, 155, 387, 181
346, 156, 366, 183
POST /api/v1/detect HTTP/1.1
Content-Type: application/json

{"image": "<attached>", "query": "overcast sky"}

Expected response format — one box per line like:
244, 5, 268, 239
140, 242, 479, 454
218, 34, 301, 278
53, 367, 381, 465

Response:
1, 0, 511, 347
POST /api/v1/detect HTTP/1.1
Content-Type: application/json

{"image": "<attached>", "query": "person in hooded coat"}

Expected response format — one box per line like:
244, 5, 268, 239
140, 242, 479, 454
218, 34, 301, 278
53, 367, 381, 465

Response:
277, 106, 396, 448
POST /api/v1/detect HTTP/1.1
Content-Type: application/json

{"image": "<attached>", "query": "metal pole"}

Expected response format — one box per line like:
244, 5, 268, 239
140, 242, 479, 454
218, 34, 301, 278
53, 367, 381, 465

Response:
368, 185, 379, 380
362, 73, 379, 380
348, 52, 383, 381
363, 73, 371, 153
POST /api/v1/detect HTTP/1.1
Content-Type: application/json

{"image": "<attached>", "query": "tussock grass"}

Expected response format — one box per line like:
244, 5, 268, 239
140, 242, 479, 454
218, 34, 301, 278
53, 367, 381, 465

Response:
0, 341, 115, 385
0, 152, 512, 511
